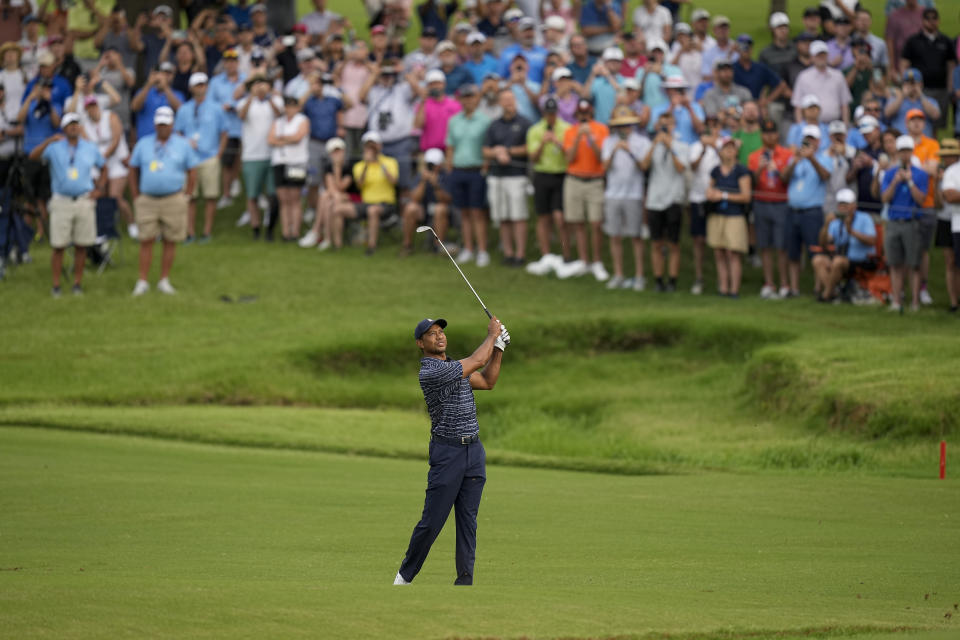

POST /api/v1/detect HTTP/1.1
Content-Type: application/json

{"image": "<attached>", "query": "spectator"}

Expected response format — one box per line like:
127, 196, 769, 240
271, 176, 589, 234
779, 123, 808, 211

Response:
174, 72, 228, 243
249, 4, 275, 48
640, 109, 688, 292
81, 95, 134, 239
400, 146, 450, 255
787, 95, 829, 150
284, 48, 318, 100
701, 15, 736, 82
19, 14, 43, 81
416, 0, 457, 56
267, 94, 309, 242
732, 34, 787, 112
445, 83, 491, 267
541, 66, 578, 124
504, 54, 540, 125
302, 0, 335, 41
477, 73, 504, 120
852, 9, 889, 72
0, 42, 26, 119
885, 0, 924, 79
601, 106, 650, 291
785, 34, 815, 107
129, 5, 174, 86
880, 134, 929, 311
93, 7, 138, 72
498, 17, 546, 83
903, 108, 940, 306
542, 1, 576, 42
416, 69, 461, 154
24, 49, 71, 112
300, 72, 348, 230
463, 32, 498, 84
618, 77, 651, 131
29, 113, 106, 298
483, 89, 531, 265
849, 116, 884, 215
578, 0, 623, 57
224, 0, 253, 32
131, 61, 184, 143
208, 48, 245, 210
200, 15, 238, 76
791, 40, 851, 125
360, 60, 422, 193
435, 40, 471, 96
759, 13, 796, 85
584, 47, 624, 125
618, 31, 645, 79
899, 8, 956, 130
632, 0, 671, 47
732, 101, 762, 165
825, 15, 854, 70
0, 0, 30, 47
19, 68, 63, 233
823, 120, 854, 220
403, 25, 440, 74
634, 41, 678, 111
845, 39, 875, 110
238, 75, 282, 240
0, 83, 27, 268
671, 23, 702, 93
335, 130, 397, 254
168, 37, 206, 98
937, 140, 960, 312
799, 7, 823, 41
812, 187, 877, 302
688, 127, 720, 295
525, 96, 571, 276
65, 1, 110, 74
700, 59, 751, 118
302, 137, 353, 251
706, 136, 751, 297
689, 9, 717, 53
567, 34, 595, 86
555, 99, 608, 281
783, 125, 833, 296
338, 45, 371, 161
96, 46, 135, 137
748, 119, 793, 299
648, 75, 703, 144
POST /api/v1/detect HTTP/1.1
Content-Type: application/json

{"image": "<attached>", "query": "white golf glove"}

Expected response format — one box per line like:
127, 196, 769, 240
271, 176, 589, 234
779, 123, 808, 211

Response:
494, 324, 510, 351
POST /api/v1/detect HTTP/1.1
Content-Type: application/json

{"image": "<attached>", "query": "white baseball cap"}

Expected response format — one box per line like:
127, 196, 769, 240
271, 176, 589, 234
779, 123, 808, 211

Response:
810, 40, 828, 57
424, 148, 445, 165
361, 131, 382, 145
769, 12, 789, 29
621, 77, 640, 91
828, 120, 847, 136
691, 8, 710, 22
466, 31, 486, 45
836, 188, 856, 204
647, 39, 668, 54
858, 115, 880, 134
802, 124, 822, 139
504, 8, 523, 21
544, 15, 566, 31
425, 69, 446, 84
662, 75, 689, 90
61, 112, 81, 127
895, 135, 914, 151
601, 47, 624, 61
325, 137, 346, 153
188, 72, 208, 87
153, 106, 175, 125
551, 66, 572, 82
675, 22, 692, 35
800, 94, 821, 109
436, 40, 456, 54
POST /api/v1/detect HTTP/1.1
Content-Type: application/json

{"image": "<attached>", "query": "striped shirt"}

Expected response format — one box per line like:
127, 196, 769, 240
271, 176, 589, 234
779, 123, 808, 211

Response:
419, 358, 479, 439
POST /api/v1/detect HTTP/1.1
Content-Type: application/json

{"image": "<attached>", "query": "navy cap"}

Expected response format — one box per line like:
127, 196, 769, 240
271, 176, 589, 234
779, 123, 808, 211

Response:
415, 318, 447, 340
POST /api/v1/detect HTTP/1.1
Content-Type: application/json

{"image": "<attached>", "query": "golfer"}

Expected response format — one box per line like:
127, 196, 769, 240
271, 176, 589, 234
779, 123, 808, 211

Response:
395, 315, 510, 586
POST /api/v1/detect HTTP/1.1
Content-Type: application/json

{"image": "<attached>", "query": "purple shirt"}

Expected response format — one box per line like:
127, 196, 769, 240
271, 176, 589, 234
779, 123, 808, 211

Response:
826, 38, 855, 70
420, 96, 462, 151
539, 92, 579, 124
791, 65, 852, 123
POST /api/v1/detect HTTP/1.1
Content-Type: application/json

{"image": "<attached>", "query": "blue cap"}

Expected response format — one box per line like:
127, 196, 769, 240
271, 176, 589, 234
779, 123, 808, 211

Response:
903, 68, 922, 83
414, 318, 447, 340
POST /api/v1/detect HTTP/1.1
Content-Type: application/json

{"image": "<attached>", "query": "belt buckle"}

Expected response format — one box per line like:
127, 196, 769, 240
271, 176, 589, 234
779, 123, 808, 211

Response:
460, 436, 471, 445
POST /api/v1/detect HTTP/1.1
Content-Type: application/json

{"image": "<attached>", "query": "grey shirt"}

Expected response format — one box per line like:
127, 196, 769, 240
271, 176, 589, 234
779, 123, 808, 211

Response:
700, 83, 754, 118
646, 140, 689, 210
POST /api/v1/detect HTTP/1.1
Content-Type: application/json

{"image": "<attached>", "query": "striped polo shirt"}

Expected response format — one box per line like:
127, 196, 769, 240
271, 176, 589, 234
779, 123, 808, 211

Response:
419, 357, 479, 439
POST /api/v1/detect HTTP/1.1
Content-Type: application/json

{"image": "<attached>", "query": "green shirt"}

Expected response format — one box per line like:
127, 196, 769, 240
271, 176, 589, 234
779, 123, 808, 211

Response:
527, 118, 570, 174
733, 129, 763, 166
68, 0, 115, 62
445, 110, 491, 168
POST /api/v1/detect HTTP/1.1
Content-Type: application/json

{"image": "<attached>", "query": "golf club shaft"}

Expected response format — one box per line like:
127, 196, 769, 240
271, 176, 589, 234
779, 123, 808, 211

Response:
426, 227, 492, 319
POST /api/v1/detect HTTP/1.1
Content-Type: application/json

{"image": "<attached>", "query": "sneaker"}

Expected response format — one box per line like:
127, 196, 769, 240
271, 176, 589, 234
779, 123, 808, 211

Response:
475, 250, 490, 267
51, 285, 61, 299
128, 223, 140, 239
590, 261, 609, 282
510, 256, 525, 268
525, 254, 556, 276
303, 208, 316, 224
132, 279, 150, 296
198, 235, 211, 245
555, 259, 588, 279
760, 285, 777, 300
690, 280, 703, 296
888, 303, 902, 313
919, 288, 933, 306
157, 278, 177, 295
71, 284, 83, 296
258, 195, 270, 211
183, 235, 195, 245
393, 572, 410, 586
455, 249, 474, 265
230, 179, 241, 198
655, 279, 666, 293
633, 276, 646, 292
316, 239, 331, 252
235, 212, 251, 228
749, 253, 762, 269
20, 251, 32, 265
298, 229, 318, 248
606, 275, 624, 290
778, 286, 791, 299
665, 280, 677, 293
216, 196, 232, 210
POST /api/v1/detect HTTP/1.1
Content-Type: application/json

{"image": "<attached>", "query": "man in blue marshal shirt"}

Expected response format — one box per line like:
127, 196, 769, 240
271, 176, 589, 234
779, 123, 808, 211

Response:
129, 106, 200, 297
28, 113, 106, 298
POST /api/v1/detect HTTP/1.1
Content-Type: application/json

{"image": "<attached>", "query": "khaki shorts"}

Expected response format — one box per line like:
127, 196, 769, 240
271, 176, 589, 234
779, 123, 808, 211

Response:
707, 214, 749, 253
191, 156, 221, 199
563, 176, 604, 224
49, 194, 97, 249
135, 192, 189, 242
487, 175, 529, 223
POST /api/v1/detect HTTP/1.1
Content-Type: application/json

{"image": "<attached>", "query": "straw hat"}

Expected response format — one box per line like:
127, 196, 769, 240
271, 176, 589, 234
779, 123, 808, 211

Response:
937, 139, 960, 157
0, 42, 22, 59
608, 106, 640, 127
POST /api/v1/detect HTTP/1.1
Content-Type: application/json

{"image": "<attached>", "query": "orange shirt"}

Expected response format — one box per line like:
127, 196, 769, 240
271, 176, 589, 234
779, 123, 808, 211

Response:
563, 121, 609, 178
913, 135, 939, 209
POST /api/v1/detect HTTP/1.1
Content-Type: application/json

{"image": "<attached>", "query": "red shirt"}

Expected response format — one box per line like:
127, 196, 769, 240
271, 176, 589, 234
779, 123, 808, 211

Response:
747, 145, 793, 203
621, 57, 646, 79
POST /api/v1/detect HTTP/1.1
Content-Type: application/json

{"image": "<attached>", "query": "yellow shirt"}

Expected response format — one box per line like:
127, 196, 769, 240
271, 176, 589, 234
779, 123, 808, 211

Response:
353, 155, 399, 205
68, 0, 115, 61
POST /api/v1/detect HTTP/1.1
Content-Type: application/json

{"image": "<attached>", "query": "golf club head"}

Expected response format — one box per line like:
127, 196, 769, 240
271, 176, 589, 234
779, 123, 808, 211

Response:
416, 226, 433, 234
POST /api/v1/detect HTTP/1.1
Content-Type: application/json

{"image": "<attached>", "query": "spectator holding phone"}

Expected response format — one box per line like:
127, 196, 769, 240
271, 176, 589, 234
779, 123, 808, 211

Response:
401, 147, 450, 255
705, 136, 751, 298
812, 187, 876, 303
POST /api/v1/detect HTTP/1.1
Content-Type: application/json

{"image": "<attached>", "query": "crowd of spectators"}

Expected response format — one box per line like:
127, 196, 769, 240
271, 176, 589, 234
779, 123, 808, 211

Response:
0, 0, 959, 312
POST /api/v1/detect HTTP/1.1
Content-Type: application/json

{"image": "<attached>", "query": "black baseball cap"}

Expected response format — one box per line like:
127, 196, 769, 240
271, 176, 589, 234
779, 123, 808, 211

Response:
803, 7, 820, 18
415, 318, 447, 340
760, 119, 778, 133
543, 97, 558, 112
796, 32, 816, 42
421, 26, 438, 38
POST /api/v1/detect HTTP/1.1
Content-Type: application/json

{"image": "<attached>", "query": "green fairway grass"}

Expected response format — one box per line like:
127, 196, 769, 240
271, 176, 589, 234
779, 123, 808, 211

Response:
1, 427, 957, 640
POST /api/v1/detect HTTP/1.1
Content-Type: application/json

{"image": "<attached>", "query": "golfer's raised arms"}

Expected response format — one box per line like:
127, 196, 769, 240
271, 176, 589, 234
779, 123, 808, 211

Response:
458, 316, 502, 380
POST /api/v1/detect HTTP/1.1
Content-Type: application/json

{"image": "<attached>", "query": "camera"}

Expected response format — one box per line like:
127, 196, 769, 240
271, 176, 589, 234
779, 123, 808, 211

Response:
425, 163, 437, 172
377, 111, 393, 131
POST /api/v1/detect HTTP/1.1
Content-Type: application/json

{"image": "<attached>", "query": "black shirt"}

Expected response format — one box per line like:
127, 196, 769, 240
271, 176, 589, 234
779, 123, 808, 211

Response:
900, 31, 957, 89
483, 114, 531, 177
854, 145, 882, 214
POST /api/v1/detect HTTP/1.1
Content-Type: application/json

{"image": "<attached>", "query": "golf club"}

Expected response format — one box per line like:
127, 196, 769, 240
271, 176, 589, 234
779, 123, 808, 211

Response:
416, 225, 492, 319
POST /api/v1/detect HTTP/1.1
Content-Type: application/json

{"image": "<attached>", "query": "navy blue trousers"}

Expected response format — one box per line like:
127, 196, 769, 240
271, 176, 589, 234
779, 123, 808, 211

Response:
398, 439, 486, 585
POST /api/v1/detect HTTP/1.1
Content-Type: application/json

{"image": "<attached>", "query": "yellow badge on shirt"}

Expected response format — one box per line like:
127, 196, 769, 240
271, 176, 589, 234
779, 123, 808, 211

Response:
150, 160, 160, 172
68, 167, 78, 180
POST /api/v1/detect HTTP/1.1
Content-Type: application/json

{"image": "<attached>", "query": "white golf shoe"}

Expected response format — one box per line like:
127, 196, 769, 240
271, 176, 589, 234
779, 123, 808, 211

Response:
455, 249, 474, 265
132, 279, 150, 297
525, 253, 556, 276
606, 275, 624, 289
590, 261, 609, 282
393, 572, 410, 585
298, 230, 318, 248
216, 196, 232, 210
235, 211, 251, 227
127, 223, 140, 239
555, 259, 588, 279
157, 278, 177, 295
476, 251, 491, 267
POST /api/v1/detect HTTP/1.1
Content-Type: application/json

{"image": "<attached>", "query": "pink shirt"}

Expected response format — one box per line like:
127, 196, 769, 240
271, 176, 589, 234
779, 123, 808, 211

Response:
884, 7, 924, 65
340, 61, 370, 129
419, 96, 461, 151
